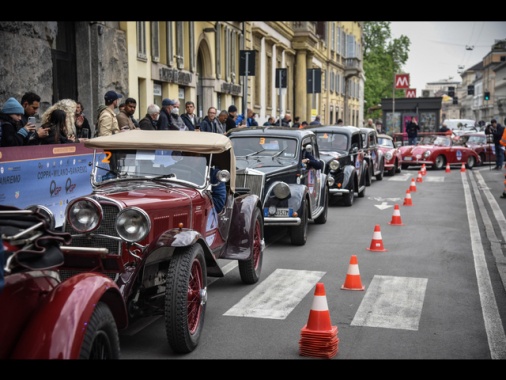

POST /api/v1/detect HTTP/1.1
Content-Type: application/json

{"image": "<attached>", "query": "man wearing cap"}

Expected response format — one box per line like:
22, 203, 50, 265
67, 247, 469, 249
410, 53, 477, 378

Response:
226, 105, 240, 132
97, 90, 123, 137
157, 98, 186, 131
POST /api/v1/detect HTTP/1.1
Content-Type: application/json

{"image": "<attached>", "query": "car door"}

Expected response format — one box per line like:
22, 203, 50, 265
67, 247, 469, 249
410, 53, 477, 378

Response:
302, 135, 322, 216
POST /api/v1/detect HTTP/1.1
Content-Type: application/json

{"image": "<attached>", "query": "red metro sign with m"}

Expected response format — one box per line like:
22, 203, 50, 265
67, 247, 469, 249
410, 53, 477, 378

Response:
395, 74, 410, 89
406, 88, 416, 98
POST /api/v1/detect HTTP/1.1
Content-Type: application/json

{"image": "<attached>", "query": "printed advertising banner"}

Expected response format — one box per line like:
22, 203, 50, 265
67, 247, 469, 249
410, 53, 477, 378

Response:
0, 144, 104, 227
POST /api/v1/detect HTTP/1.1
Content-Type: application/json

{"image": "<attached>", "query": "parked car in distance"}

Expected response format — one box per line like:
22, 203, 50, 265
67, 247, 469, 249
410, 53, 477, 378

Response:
399, 133, 480, 170
455, 132, 497, 166
307, 125, 367, 206
360, 128, 385, 184
0, 205, 127, 359
228, 126, 329, 246
377, 133, 402, 176
61, 130, 265, 354
443, 118, 478, 134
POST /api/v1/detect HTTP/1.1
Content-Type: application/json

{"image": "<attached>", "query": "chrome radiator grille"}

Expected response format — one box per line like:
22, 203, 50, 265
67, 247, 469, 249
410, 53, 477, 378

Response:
64, 203, 122, 255
236, 170, 265, 199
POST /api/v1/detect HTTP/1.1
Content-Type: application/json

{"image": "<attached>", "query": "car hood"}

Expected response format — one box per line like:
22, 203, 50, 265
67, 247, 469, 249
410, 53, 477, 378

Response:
319, 150, 347, 163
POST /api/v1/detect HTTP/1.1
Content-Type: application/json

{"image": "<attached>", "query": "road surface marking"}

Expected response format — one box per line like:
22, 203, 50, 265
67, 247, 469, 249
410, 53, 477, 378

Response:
223, 268, 325, 319
351, 275, 427, 331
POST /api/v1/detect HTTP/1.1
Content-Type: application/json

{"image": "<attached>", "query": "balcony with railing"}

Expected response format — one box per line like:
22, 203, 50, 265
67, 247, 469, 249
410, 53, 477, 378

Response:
344, 57, 361, 79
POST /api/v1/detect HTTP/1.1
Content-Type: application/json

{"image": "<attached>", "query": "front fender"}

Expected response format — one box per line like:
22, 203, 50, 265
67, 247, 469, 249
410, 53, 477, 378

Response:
12, 273, 126, 359
342, 165, 355, 190
263, 182, 308, 216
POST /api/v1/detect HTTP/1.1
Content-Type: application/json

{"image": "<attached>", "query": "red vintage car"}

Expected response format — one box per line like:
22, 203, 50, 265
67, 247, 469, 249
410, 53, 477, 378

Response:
398, 133, 481, 170
1, 205, 127, 359
455, 132, 497, 166
377, 133, 402, 176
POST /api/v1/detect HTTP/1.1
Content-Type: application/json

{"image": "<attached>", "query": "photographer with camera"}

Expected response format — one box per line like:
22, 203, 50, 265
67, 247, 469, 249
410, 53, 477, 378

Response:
485, 119, 505, 170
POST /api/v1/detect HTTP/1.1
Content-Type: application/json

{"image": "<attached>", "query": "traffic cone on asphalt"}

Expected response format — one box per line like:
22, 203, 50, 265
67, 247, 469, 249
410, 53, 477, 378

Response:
341, 255, 365, 291
421, 164, 427, 176
388, 204, 404, 226
366, 224, 388, 252
409, 177, 417, 192
403, 189, 413, 206
299, 282, 339, 359
460, 163, 466, 172
445, 163, 451, 173
416, 170, 423, 183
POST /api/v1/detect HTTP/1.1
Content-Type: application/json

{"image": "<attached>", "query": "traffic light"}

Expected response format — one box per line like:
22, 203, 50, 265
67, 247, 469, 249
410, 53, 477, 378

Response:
452, 97, 458, 105
484, 91, 490, 101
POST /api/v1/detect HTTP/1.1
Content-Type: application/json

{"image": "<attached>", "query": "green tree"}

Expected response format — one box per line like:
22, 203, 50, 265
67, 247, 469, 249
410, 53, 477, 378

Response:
363, 22, 410, 122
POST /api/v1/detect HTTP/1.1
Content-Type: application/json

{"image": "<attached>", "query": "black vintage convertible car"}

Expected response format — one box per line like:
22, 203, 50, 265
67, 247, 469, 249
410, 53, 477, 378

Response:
228, 126, 329, 246
306, 125, 368, 206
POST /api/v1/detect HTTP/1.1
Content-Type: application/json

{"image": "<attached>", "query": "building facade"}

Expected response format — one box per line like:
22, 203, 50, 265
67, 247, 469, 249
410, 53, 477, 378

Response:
0, 21, 364, 129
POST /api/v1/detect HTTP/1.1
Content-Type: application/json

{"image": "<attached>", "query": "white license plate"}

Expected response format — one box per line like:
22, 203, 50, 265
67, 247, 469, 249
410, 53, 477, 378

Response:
404, 157, 412, 161
275, 208, 289, 217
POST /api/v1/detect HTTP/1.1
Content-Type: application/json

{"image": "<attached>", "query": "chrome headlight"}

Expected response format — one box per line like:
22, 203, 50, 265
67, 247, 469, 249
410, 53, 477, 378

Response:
116, 207, 150, 243
329, 160, 340, 171
327, 175, 335, 186
67, 198, 102, 233
25, 205, 55, 230
385, 152, 393, 160
272, 182, 290, 199
423, 150, 431, 159
216, 169, 231, 183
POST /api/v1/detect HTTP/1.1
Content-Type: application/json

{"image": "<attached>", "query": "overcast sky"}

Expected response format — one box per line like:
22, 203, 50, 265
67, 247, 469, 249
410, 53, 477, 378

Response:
389, 22, 506, 94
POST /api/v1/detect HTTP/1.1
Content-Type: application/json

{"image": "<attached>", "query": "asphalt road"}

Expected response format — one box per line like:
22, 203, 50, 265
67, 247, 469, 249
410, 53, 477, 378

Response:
119, 164, 506, 360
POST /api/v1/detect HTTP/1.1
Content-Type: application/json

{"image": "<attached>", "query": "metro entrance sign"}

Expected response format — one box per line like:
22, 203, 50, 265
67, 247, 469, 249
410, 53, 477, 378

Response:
406, 88, 416, 98
395, 74, 410, 89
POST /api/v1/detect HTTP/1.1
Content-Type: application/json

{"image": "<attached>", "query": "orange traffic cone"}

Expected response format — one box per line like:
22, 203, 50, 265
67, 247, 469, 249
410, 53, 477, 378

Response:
445, 163, 451, 173
366, 224, 388, 252
416, 170, 423, 183
460, 163, 466, 172
299, 282, 339, 359
403, 189, 413, 206
421, 164, 427, 176
341, 255, 365, 291
409, 177, 417, 192
388, 204, 404, 226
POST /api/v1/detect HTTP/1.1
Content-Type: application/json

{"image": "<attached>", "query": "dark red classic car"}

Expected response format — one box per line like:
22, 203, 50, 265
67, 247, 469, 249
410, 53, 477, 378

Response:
398, 133, 481, 170
59, 130, 264, 355
455, 132, 498, 166
377, 133, 402, 176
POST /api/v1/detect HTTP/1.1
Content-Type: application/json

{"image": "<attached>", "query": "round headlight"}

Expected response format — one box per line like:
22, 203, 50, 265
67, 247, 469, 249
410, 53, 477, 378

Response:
327, 175, 335, 186
385, 152, 393, 160
423, 150, 431, 159
67, 198, 102, 233
25, 205, 55, 230
272, 182, 290, 199
116, 207, 150, 243
329, 160, 340, 171
215, 169, 230, 183
268, 205, 277, 216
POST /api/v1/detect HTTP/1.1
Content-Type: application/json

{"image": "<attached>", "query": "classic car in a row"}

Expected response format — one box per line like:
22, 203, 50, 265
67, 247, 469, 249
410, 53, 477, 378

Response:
59, 130, 265, 354
377, 133, 402, 176
228, 126, 328, 245
306, 125, 367, 206
454, 132, 498, 166
360, 128, 385, 183
397, 133, 481, 170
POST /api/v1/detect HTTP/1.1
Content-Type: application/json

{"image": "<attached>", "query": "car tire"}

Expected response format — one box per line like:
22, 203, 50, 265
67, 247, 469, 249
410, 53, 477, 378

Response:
479, 153, 486, 166
401, 164, 409, 170
376, 161, 384, 181
466, 156, 475, 169
165, 244, 207, 354
434, 155, 446, 170
342, 185, 354, 206
314, 186, 328, 224
395, 160, 401, 174
79, 301, 120, 359
238, 207, 263, 284
290, 199, 308, 246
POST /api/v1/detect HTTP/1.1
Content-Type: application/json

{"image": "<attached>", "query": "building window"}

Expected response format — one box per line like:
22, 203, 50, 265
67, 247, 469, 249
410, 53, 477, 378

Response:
151, 22, 160, 63
176, 22, 184, 69
137, 22, 147, 61
166, 22, 173, 67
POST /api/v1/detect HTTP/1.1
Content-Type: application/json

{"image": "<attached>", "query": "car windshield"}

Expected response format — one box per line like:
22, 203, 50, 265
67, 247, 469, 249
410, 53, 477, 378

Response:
467, 136, 485, 144
94, 149, 208, 186
231, 137, 297, 158
315, 132, 348, 151
433, 136, 451, 147
378, 137, 394, 148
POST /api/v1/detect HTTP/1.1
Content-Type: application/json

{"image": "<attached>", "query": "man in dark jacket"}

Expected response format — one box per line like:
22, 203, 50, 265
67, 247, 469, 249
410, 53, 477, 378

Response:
180, 101, 201, 131
406, 117, 420, 145
485, 119, 505, 170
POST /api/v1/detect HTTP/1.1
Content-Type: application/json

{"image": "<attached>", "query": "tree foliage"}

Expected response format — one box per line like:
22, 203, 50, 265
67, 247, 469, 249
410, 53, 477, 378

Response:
363, 22, 410, 120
